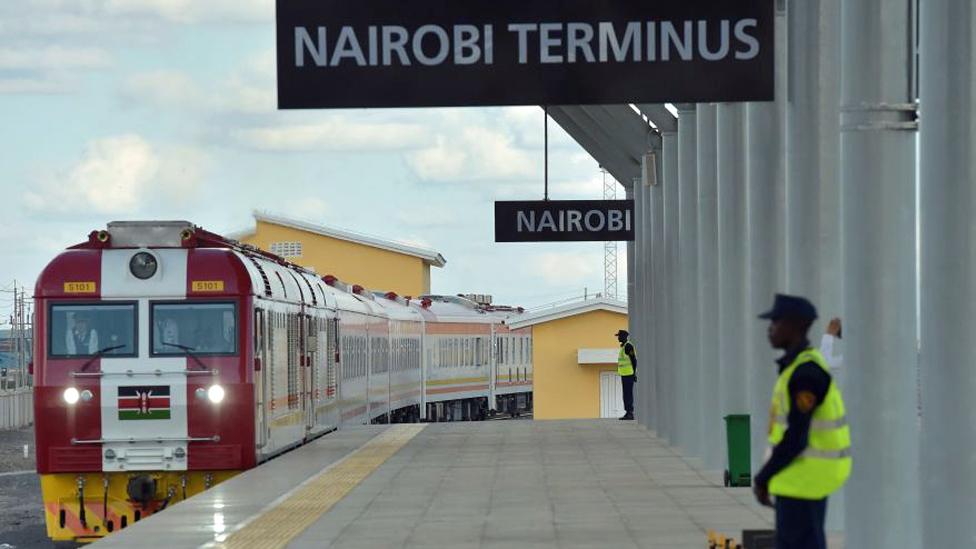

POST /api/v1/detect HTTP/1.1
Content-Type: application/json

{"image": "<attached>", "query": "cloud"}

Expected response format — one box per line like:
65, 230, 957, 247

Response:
407, 126, 537, 182
100, 0, 273, 24
14, 0, 273, 26
529, 250, 604, 286
231, 119, 432, 152
291, 198, 330, 221
0, 45, 112, 94
0, 46, 112, 70
120, 70, 202, 109
394, 204, 462, 229
23, 134, 208, 214
0, 75, 69, 94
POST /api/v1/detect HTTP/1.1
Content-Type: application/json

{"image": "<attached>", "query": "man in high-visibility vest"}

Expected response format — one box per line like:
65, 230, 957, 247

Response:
615, 329, 637, 420
754, 294, 851, 549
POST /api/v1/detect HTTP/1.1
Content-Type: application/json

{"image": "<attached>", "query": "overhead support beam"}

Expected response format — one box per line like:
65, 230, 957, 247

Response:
840, 0, 920, 546
635, 103, 679, 133
579, 105, 660, 162
919, 1, 976, 546
547, 106, 640, 187
600, 104, 661, 147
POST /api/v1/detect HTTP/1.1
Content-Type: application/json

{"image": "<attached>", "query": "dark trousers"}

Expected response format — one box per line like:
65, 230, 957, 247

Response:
775, 496, 827, 549
621, 374, 635, 414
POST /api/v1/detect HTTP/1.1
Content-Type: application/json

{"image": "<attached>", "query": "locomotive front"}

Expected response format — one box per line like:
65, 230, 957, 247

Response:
33, 221, 255, 542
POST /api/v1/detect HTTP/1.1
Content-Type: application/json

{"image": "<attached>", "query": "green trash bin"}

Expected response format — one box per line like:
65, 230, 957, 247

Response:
723, 414, 751, 487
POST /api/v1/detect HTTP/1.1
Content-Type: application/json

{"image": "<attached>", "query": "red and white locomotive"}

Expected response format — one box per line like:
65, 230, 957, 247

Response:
33, 221, 532, 542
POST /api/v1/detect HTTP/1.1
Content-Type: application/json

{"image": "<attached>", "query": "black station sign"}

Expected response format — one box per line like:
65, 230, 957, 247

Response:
495, 200, 635, 242
276, 0, 775, 109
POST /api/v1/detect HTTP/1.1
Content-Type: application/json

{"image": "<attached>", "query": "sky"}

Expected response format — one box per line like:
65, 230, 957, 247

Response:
0, 0, 627, 314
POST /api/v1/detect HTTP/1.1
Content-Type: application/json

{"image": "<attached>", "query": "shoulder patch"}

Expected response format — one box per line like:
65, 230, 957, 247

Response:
795, 391, 818, 413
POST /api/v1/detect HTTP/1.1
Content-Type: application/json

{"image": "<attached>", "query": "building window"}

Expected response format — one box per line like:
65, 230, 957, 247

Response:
270, 241, 303, 258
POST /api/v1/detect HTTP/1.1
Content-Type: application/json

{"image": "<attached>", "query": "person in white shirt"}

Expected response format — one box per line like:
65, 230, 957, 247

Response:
819, 317, 843, 373
65, 314, 99, 355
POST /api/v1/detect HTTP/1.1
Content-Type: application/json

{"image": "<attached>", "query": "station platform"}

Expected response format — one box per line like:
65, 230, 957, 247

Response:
92, 420, 778, 549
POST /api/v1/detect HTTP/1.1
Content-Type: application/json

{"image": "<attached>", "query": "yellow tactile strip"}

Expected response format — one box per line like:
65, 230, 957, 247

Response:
217, 424, 425, 549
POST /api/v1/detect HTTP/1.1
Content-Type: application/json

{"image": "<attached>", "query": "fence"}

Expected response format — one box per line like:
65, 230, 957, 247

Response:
0, 387, 33, 430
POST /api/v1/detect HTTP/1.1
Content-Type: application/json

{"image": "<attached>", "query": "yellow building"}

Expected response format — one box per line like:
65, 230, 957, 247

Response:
508, 298, 629, 420
230, 212, 446, 296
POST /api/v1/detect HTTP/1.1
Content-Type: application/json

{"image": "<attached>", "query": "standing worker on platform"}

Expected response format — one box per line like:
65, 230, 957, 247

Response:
615, 329, 637, 420
753, 294, 851, 549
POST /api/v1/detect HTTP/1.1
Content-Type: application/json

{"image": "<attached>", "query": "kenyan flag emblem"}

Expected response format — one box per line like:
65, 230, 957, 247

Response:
118, 386, 171, 420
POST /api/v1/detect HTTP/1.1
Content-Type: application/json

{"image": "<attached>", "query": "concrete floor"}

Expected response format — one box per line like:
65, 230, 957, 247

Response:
94, 420, 849, 549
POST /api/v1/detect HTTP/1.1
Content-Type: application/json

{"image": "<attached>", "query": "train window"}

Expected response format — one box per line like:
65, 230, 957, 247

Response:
151, 302, 237, 356
49, 303, 137, 358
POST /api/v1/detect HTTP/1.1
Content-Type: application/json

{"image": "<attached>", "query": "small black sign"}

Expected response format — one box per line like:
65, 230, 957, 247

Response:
495, 200, 635, 242
276, 0, 775, 109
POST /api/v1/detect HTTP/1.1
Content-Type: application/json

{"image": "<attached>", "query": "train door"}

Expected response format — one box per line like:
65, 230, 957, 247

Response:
488, 324, 497, 411
254, 308, 269, 453
327, 317, 339, 419
303, 314, 316, 434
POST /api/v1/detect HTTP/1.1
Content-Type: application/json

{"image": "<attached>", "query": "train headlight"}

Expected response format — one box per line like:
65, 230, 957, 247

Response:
63, 387, 80, 405
207, 385, 225, 404
80, 389, 94, 402
129, 252, 158, 280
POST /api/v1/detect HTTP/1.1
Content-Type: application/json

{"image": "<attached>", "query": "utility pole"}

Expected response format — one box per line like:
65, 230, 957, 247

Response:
602, 168, 618, 300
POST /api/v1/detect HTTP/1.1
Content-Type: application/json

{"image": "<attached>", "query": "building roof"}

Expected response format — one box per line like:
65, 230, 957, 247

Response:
229, 211, 447, 268
506, 297, 627, 329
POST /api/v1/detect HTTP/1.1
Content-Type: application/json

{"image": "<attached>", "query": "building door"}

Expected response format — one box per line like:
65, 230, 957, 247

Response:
600, 371, 625, 418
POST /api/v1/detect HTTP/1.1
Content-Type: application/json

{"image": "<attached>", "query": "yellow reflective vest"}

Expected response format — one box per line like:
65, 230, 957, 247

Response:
617, 342, 635, 376
767, 348, 851, 499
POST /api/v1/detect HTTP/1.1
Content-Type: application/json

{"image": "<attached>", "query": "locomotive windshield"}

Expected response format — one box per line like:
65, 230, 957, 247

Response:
151, 302, 238, 356
49, 303, 137, 357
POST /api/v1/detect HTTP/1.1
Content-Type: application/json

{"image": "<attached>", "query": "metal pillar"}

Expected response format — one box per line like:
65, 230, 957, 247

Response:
661, 130, 679, 445
642, 168, 655, 430
627, 182, 640, 418
677, 105, 701, 458
716, 104, 749, 422
630, 180, 646, 424
786, 0, 841, 322
696, 103, 722, 469
746, 4, 788, 475
840, 0, 920, 546
920, 2, 976, 545
650, 147, 668, 441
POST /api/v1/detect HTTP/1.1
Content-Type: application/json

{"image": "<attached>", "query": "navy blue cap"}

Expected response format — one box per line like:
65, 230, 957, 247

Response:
615, 329, 629, 337
758, 293, 818, 322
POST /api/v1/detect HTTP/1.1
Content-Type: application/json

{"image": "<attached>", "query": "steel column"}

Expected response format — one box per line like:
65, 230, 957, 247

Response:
627, 181, 639, 416
746, 4, 788, 475
630, 180, 645, 424
696, 103, 722, 469
716, 104, 750, 425
920, 1, 976, 545
661, 131, 679, 445
642, 158, 657, 433
650, 146, 668, 441
676, 106, 701, 457
786, 0, 840, 315
840, 0, 920, 546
